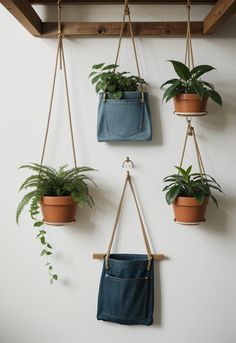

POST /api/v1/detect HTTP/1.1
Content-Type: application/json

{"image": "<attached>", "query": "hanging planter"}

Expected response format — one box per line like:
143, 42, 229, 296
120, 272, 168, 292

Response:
161, 0, 222, 116
17, 164, 95, 226
163, 166, 222, 225
161, 60, 222, 116
89, 0, 152, 142
163, 120, 222, 225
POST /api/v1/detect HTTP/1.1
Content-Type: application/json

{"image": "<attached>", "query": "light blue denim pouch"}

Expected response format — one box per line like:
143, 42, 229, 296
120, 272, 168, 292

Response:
97, 91, 152, 142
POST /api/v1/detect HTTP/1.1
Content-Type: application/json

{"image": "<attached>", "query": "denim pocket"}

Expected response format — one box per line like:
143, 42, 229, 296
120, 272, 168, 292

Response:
104, 99, 144, 137
102, 274, 149, 320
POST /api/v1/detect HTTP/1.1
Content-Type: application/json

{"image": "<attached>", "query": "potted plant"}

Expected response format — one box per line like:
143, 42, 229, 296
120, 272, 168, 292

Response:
161, 60, 222, 114
16, 163, 95, 283
163, 166, 222, 224
89, 63, 152, 141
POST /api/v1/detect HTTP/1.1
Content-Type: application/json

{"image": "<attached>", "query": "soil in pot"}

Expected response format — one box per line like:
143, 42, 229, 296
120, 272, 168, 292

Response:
40, 196, 77, 225
174, 94, 208, 114
173, 196, 209, 225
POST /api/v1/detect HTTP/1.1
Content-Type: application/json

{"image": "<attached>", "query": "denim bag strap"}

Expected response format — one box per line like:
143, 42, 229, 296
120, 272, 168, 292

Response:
105, 171, 153, 271
113, 0, 144, 102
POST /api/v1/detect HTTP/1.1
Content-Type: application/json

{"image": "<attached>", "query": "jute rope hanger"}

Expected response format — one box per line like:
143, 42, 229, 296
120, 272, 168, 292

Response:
113, 0, 145, 102
178, 118, 206, 178
93, 157, 166, 265
40, 0, 77, 168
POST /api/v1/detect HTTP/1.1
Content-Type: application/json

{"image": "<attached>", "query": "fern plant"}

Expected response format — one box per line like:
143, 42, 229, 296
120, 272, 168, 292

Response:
17, 163, 95, 284
89, 63, 147, 99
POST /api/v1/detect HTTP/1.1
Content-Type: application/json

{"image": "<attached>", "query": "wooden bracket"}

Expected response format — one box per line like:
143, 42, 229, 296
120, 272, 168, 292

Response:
0, 0, 234, 37
203, 0, 236, 33
93, 253, 166, 260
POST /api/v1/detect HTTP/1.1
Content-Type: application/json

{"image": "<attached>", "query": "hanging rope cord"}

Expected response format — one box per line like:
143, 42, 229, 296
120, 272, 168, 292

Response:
113, 0, 144, 102
40, 0, 77, 168
178, 119, 206, 180
177, 1, 208, 179
185, 0, 194, 69
105, 171, 153, 271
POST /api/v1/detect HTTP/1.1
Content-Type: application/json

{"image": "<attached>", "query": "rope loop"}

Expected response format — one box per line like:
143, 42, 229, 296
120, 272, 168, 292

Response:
40, 0, 78, 169
114, 0, 145, 102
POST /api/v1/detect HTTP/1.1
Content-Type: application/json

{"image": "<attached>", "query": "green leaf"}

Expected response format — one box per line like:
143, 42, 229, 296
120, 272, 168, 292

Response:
53, 275, 58, 280
47, 252, 52, 256
168, 60, 191, 81
192, 81, 204, 99
166, 185, 181, 205
205, 89, 222, 106
160, 78, 180, 89
40, 237, 46, 245
40, 249, 47, 256
88, 71, 97, 78
49, 266, 53, 270
95, 81, 103, 93
34, 221, 43, 227
91, 74, 100, 85
47, 244, 52, 249
163, 80, 181, 100
92, 63, 105, 69
191, 65, 215, 79
194, 192, 206, 204
102, 64, 118, 71
165, 88, 185, 103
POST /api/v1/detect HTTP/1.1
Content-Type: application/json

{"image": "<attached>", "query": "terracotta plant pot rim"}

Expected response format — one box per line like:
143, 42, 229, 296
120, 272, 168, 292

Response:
175, 93, 208, 100
41, 195, 76, 206
174, 196, 209, 207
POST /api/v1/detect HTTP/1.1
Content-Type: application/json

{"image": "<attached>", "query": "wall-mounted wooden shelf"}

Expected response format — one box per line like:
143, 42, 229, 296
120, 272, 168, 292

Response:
1, 0, 236, 37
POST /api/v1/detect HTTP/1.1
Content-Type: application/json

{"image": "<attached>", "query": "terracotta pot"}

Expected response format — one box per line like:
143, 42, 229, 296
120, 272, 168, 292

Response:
40, 196, 77, 225
172, 196, 209, 225
174, 94, 208, 114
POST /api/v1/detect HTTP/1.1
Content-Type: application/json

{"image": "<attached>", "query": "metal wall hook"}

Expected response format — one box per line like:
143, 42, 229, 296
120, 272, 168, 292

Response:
122, 156, 134, 169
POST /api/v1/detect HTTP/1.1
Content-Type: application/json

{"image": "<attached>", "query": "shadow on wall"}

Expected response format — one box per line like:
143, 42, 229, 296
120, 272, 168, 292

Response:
201, 193, 236, 234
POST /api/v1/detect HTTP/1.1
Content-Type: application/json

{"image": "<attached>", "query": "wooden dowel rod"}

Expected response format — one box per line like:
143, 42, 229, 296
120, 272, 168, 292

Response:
93, 253, 166, 260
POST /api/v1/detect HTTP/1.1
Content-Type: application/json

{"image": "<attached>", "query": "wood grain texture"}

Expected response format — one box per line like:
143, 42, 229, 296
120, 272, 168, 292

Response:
203, 0, 236, 33
93, 253, 166, 260
1, 0, 42, 36
29, 0, 216, 4
41, 21, 203, 37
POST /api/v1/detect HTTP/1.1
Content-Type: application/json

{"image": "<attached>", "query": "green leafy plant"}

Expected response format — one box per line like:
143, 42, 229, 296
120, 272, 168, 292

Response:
17, 163, 95, 284
89, 63, 147, 99
163, 166, 222, 206
161, 60, 222, 106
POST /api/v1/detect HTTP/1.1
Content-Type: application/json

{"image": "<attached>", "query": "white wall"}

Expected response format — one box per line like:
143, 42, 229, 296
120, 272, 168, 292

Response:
0, 4, 236, 343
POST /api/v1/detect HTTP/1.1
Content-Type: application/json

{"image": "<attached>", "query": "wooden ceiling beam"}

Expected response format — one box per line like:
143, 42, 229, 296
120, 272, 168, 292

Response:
29, 0, 216, 4
40, 21, 203, 37
203, 0, 236, 33
0, 0, 42, 36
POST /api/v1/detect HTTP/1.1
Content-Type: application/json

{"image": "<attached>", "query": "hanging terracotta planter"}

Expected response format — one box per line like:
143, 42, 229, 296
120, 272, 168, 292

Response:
41, 196, 77, 225
173, 94, 208, 115
173, 196, 208, 225
163, 166, 222, 226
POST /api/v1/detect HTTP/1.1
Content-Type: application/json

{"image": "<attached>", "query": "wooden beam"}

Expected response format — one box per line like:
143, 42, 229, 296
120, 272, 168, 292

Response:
203, 0, 236, 33
1, 0, 42, 36
30, 0, 216, 4
41, 21, 203, 37
93, 253, 166, 260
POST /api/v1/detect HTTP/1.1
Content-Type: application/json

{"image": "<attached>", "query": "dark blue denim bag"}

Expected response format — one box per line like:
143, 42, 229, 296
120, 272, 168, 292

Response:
97, 172, 154, 325
97, 92, 152, 142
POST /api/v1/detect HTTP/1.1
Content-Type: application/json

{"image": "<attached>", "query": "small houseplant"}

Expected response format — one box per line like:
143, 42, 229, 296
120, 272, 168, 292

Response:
89, 63, 152, 142
89, 63, 147, 99
161, 60, 222, 114
163, 166, 222, 224
17, 163, 95, 282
